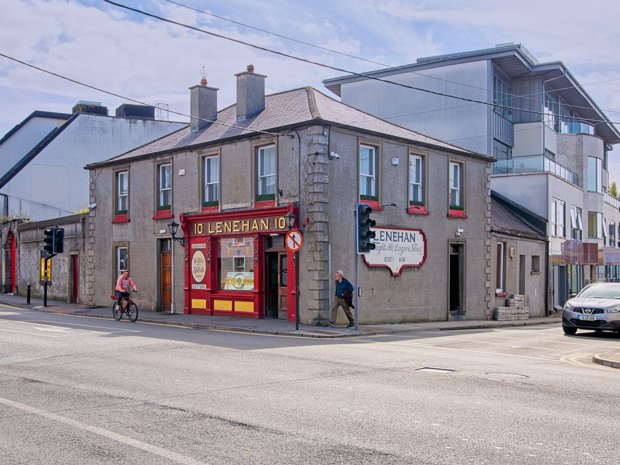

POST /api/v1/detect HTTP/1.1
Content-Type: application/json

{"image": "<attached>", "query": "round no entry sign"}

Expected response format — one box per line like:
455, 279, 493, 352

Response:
285, 229, 303, 253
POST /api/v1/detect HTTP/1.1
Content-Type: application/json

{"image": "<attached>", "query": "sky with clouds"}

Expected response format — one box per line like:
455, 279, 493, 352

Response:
1, 0, 619, 182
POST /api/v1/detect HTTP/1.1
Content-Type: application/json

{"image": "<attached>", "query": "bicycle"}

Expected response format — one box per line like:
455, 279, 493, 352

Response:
111, 292, 139, 322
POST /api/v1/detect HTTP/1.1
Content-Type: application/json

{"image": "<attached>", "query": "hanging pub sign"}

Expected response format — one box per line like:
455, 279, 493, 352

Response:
363, 226, 427, 276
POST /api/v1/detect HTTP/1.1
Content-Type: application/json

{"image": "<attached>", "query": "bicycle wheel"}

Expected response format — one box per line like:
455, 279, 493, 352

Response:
112, 302, 122, 320
126, 302, 139, 322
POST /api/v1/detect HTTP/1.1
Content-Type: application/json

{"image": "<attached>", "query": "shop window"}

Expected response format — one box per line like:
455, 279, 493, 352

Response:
256, 145, 276, 201
218, 237, 255, 291
408, 154, 427, 214
359, 144, 377, 202
113, 170, 129, 223
203, 155, 219, 207
496, 242, 506, 295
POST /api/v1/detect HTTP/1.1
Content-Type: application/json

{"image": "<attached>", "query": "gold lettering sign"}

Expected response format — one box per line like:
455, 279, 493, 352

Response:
192, 216, 288, 236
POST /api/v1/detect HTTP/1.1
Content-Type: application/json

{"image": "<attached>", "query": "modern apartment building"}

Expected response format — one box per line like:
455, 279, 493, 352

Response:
324, 43, 620, 309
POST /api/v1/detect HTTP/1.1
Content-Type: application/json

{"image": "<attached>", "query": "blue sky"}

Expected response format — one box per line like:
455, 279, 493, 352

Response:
1, 0, 619, 181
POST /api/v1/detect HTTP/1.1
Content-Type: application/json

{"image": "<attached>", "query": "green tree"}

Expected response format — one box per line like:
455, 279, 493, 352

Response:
610, 182, 618, 199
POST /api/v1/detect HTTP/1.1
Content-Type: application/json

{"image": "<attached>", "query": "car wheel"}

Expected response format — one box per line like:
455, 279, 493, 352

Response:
563, 326, 577, 335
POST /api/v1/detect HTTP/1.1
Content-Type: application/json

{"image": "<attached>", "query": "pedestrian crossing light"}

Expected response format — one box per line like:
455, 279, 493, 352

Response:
357, 204, 376, 254
43, 228, 54, 255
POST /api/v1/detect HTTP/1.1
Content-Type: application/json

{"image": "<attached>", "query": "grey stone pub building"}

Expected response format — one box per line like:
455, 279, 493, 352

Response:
86, 67, 494, 324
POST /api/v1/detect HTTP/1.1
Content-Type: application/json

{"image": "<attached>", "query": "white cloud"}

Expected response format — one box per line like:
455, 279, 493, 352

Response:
1, 0, 619, 186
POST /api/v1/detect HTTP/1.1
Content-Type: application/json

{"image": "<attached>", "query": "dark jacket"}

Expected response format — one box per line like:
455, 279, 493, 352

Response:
335, 277, 354, 297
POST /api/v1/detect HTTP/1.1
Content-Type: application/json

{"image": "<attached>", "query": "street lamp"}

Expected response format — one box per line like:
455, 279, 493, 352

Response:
167, 220, 186, 246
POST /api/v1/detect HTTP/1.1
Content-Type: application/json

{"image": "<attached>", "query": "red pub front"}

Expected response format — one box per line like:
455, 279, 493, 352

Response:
180, 205, 298, 320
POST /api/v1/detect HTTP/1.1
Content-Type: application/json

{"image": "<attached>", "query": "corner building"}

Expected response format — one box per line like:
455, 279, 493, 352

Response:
86, 67, 493, 324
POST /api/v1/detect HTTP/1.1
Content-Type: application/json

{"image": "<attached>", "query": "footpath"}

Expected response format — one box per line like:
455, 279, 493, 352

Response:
1, 293, 618, 369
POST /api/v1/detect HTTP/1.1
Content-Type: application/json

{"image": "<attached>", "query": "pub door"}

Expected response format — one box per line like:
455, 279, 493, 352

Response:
265, 251, 288, 319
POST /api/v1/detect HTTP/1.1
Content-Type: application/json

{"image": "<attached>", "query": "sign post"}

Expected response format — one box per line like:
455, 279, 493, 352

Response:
285, 229, 303, 330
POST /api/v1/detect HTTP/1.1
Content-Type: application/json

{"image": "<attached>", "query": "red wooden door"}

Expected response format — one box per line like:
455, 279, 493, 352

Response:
161, 251, 172, 312
71, 255, 79, 302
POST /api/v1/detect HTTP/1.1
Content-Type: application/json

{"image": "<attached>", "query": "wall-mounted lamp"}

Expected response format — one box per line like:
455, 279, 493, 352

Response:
455, 228, 464, 237
167, 220, 186, 246
285, 211, 296, 229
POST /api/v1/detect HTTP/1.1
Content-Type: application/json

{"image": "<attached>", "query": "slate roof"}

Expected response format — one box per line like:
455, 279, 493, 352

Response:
491, 191, 546, 240
88, 87, 487, 169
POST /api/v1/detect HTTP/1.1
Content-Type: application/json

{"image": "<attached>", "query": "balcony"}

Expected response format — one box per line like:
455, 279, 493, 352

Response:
604, 192, 620, 209
561, 120, 595, 136
492, 155, 581, 187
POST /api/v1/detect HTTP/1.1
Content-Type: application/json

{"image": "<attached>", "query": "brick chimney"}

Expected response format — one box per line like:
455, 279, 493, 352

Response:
189, 77, 218, 132
235, 64, 266, 121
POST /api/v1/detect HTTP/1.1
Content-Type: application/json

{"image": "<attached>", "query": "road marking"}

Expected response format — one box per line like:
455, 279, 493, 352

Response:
0, 396, 210, 465
560, 353, 619, 372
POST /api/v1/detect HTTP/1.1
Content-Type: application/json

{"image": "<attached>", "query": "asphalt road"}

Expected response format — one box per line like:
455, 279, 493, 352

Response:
1, 304, 618, 465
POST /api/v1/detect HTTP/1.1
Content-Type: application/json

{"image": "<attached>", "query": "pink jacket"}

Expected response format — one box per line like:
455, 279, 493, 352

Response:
115, 275, 137, 292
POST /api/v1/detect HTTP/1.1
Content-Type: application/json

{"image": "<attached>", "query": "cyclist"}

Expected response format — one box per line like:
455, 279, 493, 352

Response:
115, 271, 138, 307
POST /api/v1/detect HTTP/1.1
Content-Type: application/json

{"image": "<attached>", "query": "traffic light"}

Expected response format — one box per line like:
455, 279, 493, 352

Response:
43, 228, 54, 255
357, 204, 376, 253
53, 227, 64, 254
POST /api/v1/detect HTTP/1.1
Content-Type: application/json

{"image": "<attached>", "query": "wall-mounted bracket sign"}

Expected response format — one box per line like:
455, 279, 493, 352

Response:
363, 226, 427, 276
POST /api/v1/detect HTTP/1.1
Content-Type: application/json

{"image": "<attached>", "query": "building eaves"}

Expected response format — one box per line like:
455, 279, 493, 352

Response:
0, 111, 71, 147
0, 113, 78, 189
324, 43, 536, 96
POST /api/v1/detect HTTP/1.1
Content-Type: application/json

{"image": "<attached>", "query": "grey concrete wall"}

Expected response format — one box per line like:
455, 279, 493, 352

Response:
0, 115, 67, 179
492, 233, 547, 316
340, 61, 491, 155
1, 114, 185, 221
11, 214, 87, 302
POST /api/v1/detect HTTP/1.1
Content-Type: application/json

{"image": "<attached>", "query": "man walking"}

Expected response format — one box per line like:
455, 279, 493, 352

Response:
329, 270, 355, 328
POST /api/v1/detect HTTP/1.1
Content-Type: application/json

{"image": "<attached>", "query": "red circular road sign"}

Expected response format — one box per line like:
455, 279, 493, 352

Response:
285, 229, 303, 252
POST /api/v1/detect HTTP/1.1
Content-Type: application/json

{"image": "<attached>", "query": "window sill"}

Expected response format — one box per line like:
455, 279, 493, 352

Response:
152, 209, 173, 220
495, 291, 507, 297
202, 205, 219, 213
530, 271, 541, 276
112, 213, 129, 224
407, 205, 429, 215
360, 199, 383, 211
447, 209, 467, 219
255, 199, 276, 209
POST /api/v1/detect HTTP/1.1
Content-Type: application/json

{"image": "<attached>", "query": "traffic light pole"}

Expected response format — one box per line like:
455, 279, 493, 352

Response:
43, 255, 49, 307
354, 204, 360, 330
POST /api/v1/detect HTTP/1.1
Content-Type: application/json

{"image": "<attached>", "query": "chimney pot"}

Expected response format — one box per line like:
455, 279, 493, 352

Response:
247, 64, 254, 73
200, 77, 207, 86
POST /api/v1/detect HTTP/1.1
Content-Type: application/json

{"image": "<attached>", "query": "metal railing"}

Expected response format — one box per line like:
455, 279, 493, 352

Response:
492, 154, 581, 187
604, 192, 620, 209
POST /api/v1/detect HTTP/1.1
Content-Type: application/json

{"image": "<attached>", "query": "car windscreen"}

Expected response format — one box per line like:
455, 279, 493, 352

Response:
578, 286, 620, 299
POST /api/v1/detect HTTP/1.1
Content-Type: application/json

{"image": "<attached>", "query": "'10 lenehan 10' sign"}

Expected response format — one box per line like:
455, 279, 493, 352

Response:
362, 226, 426, 276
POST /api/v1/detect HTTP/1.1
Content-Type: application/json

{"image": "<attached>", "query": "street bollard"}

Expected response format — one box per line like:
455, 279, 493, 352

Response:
27, 285, 31, 305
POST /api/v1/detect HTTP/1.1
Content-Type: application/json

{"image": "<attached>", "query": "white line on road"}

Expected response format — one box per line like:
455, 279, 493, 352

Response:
0, 396, 210, 465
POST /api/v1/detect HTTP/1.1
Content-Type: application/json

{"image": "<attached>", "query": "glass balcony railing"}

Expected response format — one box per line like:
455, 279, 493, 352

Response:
560, 120, 595, 136
604, 192, 620, 209
492, 155, 581, 187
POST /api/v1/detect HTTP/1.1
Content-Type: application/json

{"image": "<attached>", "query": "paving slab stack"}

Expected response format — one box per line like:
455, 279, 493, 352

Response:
493, 294, 529, 321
